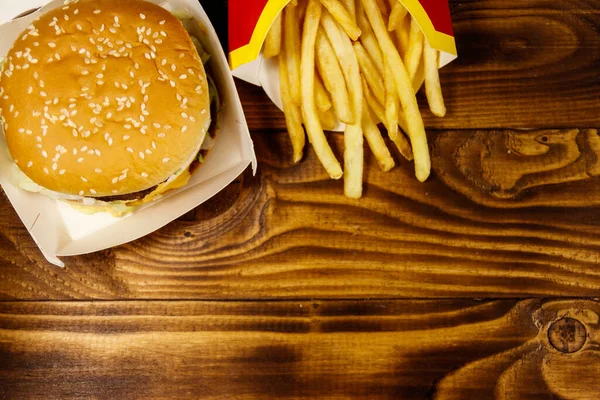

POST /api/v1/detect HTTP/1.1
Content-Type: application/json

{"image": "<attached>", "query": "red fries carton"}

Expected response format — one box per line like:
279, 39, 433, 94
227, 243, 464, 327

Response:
230, 0, 457, 91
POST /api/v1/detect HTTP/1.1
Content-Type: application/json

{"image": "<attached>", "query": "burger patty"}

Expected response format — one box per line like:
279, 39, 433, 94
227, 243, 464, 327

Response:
94, 184, 159, 202
91, 156, 205, 203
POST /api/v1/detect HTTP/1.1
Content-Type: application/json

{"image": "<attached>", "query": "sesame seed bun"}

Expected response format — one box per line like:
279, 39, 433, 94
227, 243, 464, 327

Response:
0, 0, 210, 198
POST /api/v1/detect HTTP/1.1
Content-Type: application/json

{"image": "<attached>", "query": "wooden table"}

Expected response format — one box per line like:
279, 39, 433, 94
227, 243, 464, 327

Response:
2, 1, 600, 398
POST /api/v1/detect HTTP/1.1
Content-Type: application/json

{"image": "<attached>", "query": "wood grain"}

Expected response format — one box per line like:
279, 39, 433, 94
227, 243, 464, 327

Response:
239, 0, 600, 131
1, 299, 599, 399
3, 128, 600, 300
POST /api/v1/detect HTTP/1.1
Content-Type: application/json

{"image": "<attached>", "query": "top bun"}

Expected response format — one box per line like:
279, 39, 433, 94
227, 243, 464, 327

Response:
0, 0, 210, 197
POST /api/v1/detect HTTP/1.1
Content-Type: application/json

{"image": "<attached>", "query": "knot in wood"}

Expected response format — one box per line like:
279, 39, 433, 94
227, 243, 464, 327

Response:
548, 317, 586, 353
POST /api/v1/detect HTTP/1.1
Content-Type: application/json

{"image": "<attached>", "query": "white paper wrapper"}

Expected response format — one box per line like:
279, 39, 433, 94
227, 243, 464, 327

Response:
0, 0, 257, 267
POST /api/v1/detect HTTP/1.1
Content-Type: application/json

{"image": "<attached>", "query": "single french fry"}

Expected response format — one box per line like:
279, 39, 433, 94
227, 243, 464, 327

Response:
315, 72, 333, 112
355, 1, 384, 75
279, 46, 306, 163
340, 0, 356, 22
394, 14, 410, 59
361, 77, 386, 125
424, 39, 446, 117
318, 0, 361, 40
301, 0, 343, 179
361, 0, 430, 182
404, 16, 424, 81
375, 0, 389, 17
316, 28, 354, 124
353, 42, 385, 105
395, 130, 414, 161
383, 60, 399, 140
264, 13, 282, 58
283, 5, 302, 105
321, 11, 364, 198
319, 107, 337, 131
362, 98, 395, 172
387, 0, 407, 31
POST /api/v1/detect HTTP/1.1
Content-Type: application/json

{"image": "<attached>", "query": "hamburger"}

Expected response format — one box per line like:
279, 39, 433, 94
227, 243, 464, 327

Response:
0, 0, 220, 216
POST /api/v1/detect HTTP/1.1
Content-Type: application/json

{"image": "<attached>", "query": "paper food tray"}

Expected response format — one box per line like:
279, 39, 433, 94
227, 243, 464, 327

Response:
0, 0, 257, 267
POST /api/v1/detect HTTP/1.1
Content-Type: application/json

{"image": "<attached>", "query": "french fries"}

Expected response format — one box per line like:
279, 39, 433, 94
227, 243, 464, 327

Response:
404, 16, 424, 81
318, 0, 361, 40
279, 44, 306, 163
383, 60, 399, 142
321, 11, 364, 199
283, 5, 302, 105
263, 13, 282, 58
316, 27, 354, 124
424, 38, 447, 117
362, 98, 395, 172
315, 72, 333, 112
269, 0, 448, 197
387, 1, 407, 31
361, 0, 430, 182
353, 42, 385, 105
362, 77, 386, 125
340, 0, 356, 21
301, 0, 343, 179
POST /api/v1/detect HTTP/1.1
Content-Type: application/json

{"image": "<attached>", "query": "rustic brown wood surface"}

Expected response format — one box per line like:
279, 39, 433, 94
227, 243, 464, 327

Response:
2, 300, 600, 399
2, 0, 600, 398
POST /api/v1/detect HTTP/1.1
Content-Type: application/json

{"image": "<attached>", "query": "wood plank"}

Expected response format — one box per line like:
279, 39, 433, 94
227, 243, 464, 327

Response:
239, 0, 600, 131
2, 129, 600, 300
1, 299, 599, 399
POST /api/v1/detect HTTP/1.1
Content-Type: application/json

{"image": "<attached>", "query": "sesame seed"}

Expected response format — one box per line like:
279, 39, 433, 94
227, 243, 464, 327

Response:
94, 9, 101, 14
140, 13, 146, 19
171, 64, 176, 72
178, 52, 183, 58
179, 74, 188, 80
129, 71, 135, 78
43, 167, 49, 174
48, 42, 56, 48
95, 168, 102, 173
161, 59, 167, 66
200, 109, 207, 115
145, 149, 152, 155
164, 125, 171, 130
81, 176, 88, 182
81, 70, 89, 75
89, 189, 97, 195
59, 169, 65, 175
181, 126, 188, 132
159, 20, 165, 25
158, 133, 166, 138
181, 112, 188, 118
141, 172, 149, 178
112, 177, 118, 184
124, 124, 132, 129
169, 80, 176, 88
108, 138, 113, 146
76, 24, 82, 31
162, 157, 170, 163
162, 32, 168, 37
27, 161, 33, 167
95, 150, 101, 156
139, 152, 145, 159
126, 147, 133, 153
79, 191, 84, 196
40, 91, 47, 97
52, 163, 57, 171
42, 150, 48, 158
78, 48, 85, 54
